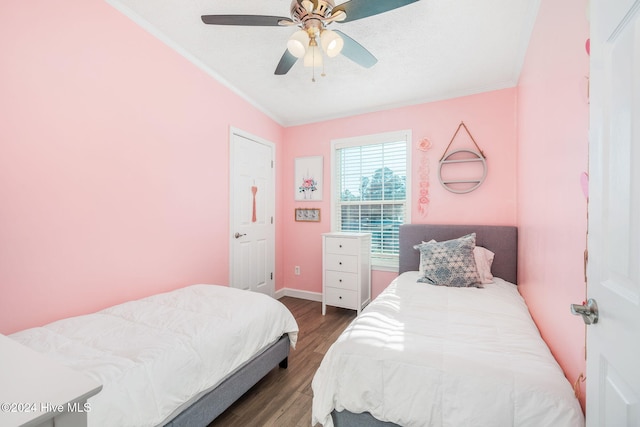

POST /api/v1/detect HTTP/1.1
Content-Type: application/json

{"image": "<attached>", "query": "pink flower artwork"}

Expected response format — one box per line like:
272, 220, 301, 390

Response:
418, 137, 432, 152
298, 177, 317, 199
417, 137, 432, 216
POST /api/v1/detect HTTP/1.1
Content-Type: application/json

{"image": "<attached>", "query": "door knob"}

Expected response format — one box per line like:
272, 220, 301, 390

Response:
571, 298, 599, 325
234, 232, 246, 239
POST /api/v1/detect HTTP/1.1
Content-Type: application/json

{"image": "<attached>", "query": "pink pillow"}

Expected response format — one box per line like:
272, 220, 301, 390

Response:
473, 246, 495, 284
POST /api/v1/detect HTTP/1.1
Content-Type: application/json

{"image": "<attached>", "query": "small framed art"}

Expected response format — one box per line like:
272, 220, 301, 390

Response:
295, 208, 321, 222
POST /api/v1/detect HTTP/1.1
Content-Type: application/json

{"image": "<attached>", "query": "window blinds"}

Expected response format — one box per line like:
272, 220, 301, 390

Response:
335, 140, 407, 259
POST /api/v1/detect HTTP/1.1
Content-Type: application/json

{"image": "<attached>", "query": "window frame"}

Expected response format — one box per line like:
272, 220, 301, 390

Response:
330, 129, 412, 271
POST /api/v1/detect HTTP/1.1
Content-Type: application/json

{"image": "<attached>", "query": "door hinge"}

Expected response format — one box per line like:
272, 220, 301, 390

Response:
270, 272, 273, 280
271, 160, 274, 168
271, 216, 273, 224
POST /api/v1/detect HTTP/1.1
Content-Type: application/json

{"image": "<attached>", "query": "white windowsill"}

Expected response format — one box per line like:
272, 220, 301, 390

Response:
371, 258, 399, 273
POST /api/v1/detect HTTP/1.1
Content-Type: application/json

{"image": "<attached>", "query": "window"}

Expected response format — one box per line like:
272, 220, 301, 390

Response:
331, 130, 412, 270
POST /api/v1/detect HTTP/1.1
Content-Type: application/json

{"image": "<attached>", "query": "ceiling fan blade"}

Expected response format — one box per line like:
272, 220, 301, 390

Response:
334, 30, 377, 68
201, 15, 294, 26
332, 0, 419, 23
275, 50, 298, 75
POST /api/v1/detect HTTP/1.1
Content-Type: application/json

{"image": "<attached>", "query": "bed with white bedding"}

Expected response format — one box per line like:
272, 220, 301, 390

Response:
10, 284, 299, 426
312, 224, 584, 427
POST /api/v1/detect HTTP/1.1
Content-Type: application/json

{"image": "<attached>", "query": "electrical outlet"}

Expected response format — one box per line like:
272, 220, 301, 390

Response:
294, 266, 301, 275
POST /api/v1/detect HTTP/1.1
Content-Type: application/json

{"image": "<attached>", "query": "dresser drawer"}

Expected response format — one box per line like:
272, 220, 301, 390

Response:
324, 253, 358, 273
325, 237, 360, 255
325, 270, 358, 291
325, 287, 357, 309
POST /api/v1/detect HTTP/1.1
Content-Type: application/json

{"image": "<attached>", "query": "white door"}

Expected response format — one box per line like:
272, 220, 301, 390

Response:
586, 1, 640, 425
229, 128, 275, 297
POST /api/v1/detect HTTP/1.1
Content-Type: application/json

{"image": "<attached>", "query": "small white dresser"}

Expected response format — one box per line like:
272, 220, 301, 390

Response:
322, 232, 371, 315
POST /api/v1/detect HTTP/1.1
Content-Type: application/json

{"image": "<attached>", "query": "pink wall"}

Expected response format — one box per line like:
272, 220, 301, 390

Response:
282, 89, 518, 298
517, 0, 589, 409
0, 0, 283, 334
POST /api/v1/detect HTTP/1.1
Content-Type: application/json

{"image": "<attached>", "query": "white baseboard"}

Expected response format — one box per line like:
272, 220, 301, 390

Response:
274, 288, 322, 302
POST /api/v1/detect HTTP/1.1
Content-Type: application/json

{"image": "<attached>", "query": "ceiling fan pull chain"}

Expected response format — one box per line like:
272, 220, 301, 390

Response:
312, 45, 317, 82
321, 53, 327, 77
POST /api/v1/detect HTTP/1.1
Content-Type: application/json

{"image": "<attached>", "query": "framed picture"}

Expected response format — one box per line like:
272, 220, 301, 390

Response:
295, 156, 323, 201
295, 208, 321, 222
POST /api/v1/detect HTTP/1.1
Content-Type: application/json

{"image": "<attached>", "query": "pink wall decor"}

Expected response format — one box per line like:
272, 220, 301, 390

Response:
251, 185, 258, 222
417, 137, 433, 217
437, 121, 488, 194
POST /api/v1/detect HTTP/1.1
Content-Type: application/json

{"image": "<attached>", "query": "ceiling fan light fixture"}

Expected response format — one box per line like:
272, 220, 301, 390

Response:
287, 30, 310, 58
320, 29, 344, 57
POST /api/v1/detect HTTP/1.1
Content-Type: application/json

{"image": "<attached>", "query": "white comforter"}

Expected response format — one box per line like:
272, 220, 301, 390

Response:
312, 272, 584, 427
10, 284, 298, 427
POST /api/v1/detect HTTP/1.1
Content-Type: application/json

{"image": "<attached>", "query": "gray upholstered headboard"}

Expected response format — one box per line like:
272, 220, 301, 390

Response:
399, 224, 518, 284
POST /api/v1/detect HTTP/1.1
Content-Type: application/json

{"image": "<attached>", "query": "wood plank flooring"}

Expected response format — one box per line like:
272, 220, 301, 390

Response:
207, 297, 356, 427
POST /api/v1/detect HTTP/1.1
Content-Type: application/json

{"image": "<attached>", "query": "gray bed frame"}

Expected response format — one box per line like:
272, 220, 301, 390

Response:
165, 334, 290, 426
331, 224, 518, 427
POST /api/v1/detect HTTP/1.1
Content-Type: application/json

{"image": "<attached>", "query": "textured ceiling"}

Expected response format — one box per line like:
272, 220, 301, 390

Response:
106, 0, 540, 126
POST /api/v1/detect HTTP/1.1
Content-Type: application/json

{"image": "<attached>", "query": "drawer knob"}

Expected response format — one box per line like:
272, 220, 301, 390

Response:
339, 244, 343, 248
339, 262, 342, 265
339, 296, 342, 299
339, 279, 342, 282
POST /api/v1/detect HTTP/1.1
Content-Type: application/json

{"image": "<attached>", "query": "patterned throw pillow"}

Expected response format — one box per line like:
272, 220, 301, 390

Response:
414, 233, 481, 287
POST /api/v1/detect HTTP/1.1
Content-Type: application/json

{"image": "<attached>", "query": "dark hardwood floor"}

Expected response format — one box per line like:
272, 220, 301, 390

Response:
208, 297, 356, 427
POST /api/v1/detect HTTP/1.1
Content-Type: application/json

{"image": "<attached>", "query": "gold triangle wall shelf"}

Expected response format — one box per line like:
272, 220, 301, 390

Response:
438, 121, 487, 194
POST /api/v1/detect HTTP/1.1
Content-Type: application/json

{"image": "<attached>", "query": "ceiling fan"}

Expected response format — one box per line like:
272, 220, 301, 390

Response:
201, 0, 420, 76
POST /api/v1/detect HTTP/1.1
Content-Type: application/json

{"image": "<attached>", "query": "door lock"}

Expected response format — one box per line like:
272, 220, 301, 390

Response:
571, 298, 599, 325
234, 232, 246, 239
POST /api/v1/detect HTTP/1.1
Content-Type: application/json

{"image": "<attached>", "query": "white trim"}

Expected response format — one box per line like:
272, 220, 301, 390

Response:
372, 266, 399, 273
283, 82, 519, 127
372, 260, 400, 273
332, 129, 413, 149
275, 288, 323, 302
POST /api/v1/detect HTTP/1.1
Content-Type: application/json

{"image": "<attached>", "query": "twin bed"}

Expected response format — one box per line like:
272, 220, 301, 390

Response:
9, 284, 298, 426
312, 224, 585, 427
8, 224, 584, 426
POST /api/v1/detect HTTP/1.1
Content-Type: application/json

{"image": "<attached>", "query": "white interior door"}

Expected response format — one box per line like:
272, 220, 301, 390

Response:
586, 1, 640, 425
229, 128, 275, 297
